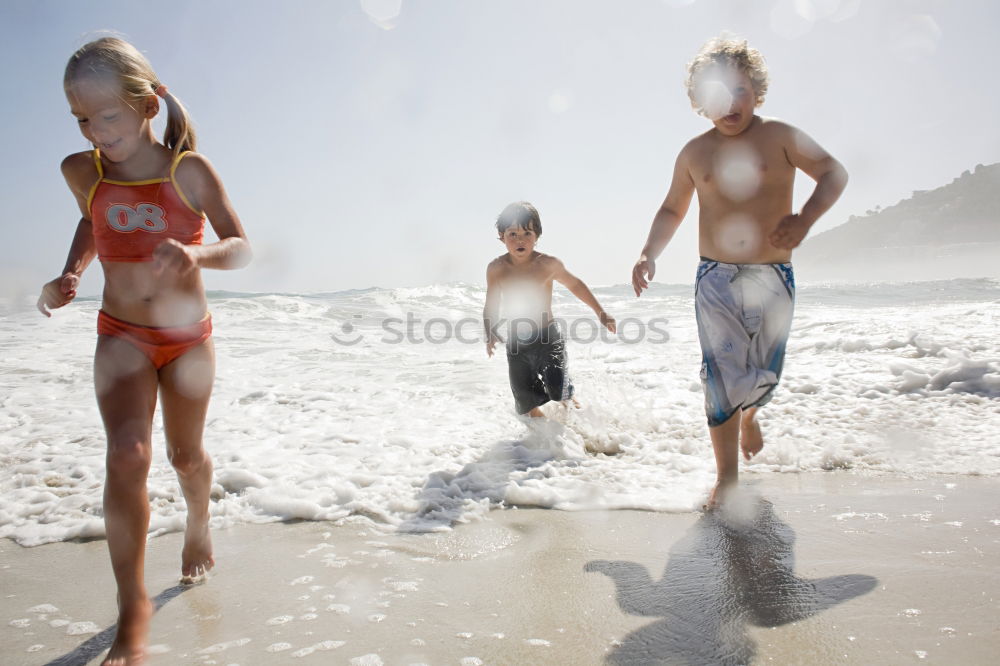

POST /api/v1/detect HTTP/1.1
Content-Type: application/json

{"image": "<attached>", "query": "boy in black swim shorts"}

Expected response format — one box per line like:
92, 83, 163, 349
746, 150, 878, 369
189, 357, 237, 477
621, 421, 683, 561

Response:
484, 201, 617, 417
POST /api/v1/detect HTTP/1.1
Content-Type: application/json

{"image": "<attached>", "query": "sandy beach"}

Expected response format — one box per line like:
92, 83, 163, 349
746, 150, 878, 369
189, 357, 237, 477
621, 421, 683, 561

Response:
2, 471, 998, 665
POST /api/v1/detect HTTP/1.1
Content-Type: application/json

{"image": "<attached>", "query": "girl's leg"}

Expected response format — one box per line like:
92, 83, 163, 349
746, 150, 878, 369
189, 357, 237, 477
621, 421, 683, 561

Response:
94, 335, 158, 665
158, 338, 216, 581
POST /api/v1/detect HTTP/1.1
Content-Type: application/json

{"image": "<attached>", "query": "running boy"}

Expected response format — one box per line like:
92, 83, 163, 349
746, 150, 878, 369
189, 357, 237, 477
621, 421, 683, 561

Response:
485, 202, 616, 417
631, 37, 847, 508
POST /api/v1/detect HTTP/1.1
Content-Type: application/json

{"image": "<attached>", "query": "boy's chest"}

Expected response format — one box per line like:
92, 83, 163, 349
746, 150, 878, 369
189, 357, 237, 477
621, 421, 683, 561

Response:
690, 140, 794, 198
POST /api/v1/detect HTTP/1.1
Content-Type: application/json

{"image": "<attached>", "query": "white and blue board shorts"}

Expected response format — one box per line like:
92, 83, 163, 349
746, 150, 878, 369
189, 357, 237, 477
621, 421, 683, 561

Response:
695, 258, 795, 427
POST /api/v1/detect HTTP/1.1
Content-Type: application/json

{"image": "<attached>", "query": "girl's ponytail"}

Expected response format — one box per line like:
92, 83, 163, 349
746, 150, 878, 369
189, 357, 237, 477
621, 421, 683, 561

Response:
154, 84, 197, 156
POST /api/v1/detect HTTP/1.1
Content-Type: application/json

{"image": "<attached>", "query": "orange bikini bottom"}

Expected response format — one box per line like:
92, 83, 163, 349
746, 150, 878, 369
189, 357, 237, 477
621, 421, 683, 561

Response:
97, 310, 212, 369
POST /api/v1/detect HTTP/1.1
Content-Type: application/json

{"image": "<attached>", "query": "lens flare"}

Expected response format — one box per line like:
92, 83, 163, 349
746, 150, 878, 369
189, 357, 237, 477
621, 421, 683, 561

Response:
770, 0, 815, 39
548, 90, 573, 115
172, 358, 214, 400
793, 128, 826, 161
360, 0, 402, 30
693, 78, 732, 120
714, 142, 762, 202
890, 15, 941, 62
94, 344, 147, 397
714, 213, 761, 261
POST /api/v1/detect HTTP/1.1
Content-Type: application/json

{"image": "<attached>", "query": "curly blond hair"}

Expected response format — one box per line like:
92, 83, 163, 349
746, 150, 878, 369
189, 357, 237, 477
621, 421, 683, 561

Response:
685, 36, 769, 116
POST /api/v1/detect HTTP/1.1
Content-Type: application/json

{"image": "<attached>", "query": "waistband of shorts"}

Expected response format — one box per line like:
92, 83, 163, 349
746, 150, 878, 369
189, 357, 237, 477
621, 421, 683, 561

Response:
698, 257, 793, 271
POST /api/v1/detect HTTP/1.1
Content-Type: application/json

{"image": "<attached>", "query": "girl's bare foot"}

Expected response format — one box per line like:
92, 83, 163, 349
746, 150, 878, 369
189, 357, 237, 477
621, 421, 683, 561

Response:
102, 597, 152, 665
180, 516, 214, 584
739, 410, 763, 460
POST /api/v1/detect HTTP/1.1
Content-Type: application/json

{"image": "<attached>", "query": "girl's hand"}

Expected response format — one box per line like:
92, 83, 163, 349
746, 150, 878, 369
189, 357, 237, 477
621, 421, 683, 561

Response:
37, 273, 79, 317
152, 239, 198, 275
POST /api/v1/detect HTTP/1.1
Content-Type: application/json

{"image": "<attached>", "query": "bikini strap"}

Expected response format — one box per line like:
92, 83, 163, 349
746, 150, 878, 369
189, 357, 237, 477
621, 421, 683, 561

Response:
168, 151, 202, 216
92, 148, 104, 177
85, 149, 104, 215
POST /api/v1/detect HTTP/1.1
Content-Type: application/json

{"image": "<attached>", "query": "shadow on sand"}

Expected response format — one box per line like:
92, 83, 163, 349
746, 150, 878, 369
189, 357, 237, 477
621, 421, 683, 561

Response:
586, 496, 877, 665
44, 584, 194, 666
397, 420, 575, 532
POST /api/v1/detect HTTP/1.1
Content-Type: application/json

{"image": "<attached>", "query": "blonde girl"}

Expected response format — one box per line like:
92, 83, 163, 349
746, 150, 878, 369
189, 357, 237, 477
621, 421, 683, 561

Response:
38, 37, 251, 665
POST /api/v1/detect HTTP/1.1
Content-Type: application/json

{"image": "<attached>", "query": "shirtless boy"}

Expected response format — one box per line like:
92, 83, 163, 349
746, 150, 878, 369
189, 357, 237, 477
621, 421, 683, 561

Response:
485, 201, 616, 417
631, 37, 847, 508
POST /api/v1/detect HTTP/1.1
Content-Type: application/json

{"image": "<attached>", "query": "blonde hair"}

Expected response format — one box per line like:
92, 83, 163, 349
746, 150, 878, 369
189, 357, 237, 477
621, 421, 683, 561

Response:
685, 36, 769, 115
64, 37, 196, 157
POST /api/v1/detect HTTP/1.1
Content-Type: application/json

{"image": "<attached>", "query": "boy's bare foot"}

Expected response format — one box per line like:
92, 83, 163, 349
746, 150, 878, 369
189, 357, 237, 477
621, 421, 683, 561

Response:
739, 410, 763, 460
180, 516, 214, 584
703, 478, 737, 511
527, 407, 545, 418
103, 597, 152, 665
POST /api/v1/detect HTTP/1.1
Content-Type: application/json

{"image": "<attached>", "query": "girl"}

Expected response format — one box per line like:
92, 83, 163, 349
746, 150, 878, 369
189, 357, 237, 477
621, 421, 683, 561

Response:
37, 37, 251, 665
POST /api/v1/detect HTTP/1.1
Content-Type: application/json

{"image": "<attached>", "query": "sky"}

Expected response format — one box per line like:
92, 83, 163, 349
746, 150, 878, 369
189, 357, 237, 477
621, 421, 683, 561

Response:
1, 0, 998, 297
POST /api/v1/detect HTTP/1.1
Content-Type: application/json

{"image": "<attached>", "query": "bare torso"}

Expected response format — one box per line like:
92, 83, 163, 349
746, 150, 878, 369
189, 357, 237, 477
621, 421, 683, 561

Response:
100, 262, 208, 326
489, 251, 556, 324
687, 117, 797, 264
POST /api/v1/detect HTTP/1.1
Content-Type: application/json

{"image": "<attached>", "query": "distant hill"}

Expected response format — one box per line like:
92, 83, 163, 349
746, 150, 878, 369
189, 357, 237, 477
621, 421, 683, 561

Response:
796, 163, 1000, 282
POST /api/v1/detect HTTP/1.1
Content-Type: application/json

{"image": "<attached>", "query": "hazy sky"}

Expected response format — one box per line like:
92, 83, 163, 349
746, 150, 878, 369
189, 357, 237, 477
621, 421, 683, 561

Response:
2, 0, 998, 297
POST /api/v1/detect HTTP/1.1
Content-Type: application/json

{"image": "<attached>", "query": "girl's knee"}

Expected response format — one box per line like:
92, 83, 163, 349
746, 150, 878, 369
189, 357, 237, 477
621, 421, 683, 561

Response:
167, 445, 209, 477
106, 439, 152, 478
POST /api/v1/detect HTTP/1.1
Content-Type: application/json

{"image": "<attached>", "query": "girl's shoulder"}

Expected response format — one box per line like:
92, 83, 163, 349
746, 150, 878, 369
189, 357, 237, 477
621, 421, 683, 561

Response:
172, 151, 222, 189
60, 150, 100, 195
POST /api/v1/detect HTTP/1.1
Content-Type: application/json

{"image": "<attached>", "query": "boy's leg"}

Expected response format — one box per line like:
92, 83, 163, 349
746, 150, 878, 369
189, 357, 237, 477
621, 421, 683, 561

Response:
507, 345, 549, 416
740, 406, 763, 459
94, 335, 159, 664
707, 408, 741, 509
539, 331, 573, 404
740, 265, 795, 459
158, 338, 216, 582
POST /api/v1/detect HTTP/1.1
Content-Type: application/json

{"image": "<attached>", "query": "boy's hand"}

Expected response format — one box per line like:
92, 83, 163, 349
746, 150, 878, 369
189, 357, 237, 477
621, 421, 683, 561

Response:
599, 311, 617, 334
769, 214, 811, 249
37, 273, 79, 317
632, 257, 655, 297
153, 239, 198, 276
486, 335, 501, 357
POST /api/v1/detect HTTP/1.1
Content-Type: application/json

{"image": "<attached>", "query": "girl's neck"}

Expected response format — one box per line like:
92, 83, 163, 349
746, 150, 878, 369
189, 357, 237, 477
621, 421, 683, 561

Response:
102, 132, 170, 180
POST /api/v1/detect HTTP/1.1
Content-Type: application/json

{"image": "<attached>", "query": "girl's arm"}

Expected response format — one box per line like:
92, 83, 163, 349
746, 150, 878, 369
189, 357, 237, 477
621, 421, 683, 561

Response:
154, 153, 252, 274
552, 259, 616, 333
38, 154, 99, 316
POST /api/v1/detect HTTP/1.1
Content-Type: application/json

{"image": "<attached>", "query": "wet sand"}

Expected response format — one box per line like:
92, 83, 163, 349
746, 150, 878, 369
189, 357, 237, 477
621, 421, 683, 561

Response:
1, 472, 998, 665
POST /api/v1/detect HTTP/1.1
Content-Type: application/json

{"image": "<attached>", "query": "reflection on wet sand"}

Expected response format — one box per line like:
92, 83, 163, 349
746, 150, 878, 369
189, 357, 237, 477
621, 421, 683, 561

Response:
586, 497, 877, 665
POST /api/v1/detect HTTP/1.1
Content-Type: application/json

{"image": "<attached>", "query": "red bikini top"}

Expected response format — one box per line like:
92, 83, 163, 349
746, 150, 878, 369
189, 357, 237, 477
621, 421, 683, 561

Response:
87, 149, 205, 262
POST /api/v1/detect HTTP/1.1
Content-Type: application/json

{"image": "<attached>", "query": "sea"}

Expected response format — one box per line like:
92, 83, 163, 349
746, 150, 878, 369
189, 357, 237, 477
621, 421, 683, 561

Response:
1, 279, 998, 546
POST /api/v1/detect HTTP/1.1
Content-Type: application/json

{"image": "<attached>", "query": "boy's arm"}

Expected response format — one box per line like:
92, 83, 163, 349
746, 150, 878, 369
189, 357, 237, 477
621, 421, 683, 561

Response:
633, 148, 695, 296
770, 124, 848, 249
552, 259, 616, 333
38, 154, 99, 317
483, 261, 504, 357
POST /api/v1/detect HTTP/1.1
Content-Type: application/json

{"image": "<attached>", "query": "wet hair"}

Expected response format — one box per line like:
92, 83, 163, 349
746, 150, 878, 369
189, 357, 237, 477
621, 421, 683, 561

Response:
64, 37, 196, 157
685, 35, 769, 115
496, 201, 542, 237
